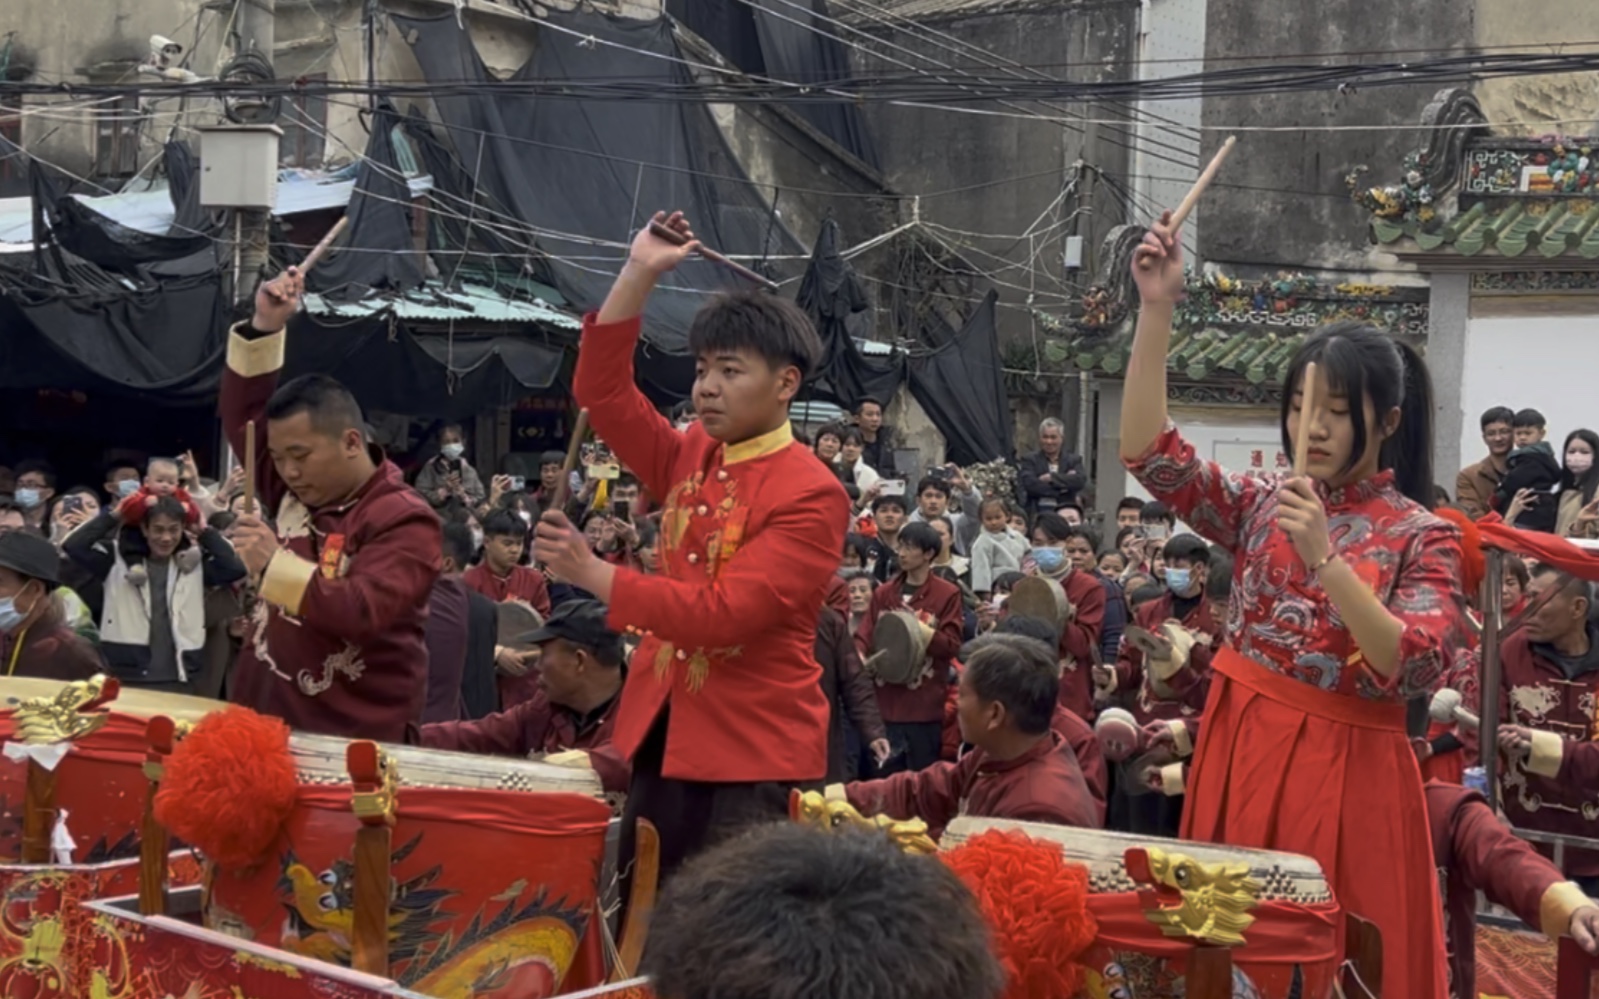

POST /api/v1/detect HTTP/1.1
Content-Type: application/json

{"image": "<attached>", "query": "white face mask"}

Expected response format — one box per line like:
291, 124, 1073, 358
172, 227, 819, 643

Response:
1569, 451, 1594, 475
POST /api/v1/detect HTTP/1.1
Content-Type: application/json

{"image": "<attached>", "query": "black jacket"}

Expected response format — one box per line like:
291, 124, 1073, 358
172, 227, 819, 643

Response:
1493, 442, 1562, 533
1017, 449, 1087, 512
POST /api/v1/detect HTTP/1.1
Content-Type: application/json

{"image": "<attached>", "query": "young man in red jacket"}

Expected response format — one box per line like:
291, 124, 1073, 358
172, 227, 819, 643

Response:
224, 268, 441, 742
412, 599, 629, 797
532, 212, 849, 878
855, 521, 964, 775
461, 509, 553, 709
839, 633, 1100, 837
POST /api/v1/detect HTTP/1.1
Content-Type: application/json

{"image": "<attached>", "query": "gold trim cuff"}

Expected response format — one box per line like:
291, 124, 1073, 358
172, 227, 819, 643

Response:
259, 550, 316, 616
824, 783, 847, 803
1540, 881, 1592, 939
227, 325, 286, 378
1159, 762, 1186, 796
1528, 728, 1565, 779
1170, 720, 1193, 758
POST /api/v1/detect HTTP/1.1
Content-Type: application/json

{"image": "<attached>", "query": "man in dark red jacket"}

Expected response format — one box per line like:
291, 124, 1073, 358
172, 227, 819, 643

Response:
841, 633, 1099, 838
818, 576, 888, 782
225, 268, 440, 742
855, 522, 964, 775
413, 600, 628, 797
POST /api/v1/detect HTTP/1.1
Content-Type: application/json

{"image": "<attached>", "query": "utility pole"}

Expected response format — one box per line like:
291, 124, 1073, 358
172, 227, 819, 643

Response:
231, 0, 275, 304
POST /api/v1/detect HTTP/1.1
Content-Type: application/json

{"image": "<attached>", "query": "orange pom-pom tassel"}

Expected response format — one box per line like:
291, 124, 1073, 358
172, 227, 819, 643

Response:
941, 829, 1097, 999
154, 707, 298, 870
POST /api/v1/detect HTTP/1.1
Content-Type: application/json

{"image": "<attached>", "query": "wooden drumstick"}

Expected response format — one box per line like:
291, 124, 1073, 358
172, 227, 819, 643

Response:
1169, 136, 1237, 230
243, 420, 257, 516
1293, 361, 1320, 478
648, 220, 779, 293
550, 409, 591, 513
299, 217, 348, 274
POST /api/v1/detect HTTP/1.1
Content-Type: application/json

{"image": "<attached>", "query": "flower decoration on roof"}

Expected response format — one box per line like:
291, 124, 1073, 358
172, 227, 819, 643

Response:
1346, 157, 1438, 224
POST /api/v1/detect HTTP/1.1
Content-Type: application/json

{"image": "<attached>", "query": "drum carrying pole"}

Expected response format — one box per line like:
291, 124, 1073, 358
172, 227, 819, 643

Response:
1482, 548, 1505, 813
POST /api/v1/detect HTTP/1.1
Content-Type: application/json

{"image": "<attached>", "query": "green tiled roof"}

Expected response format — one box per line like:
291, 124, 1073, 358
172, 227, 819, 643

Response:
1372, 199, 1599, 258
1050, 328, 1309, 385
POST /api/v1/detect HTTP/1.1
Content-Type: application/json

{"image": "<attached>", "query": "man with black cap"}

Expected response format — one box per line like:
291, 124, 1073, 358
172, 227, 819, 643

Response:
410, 599, 629, 795
0, 532, 102, 681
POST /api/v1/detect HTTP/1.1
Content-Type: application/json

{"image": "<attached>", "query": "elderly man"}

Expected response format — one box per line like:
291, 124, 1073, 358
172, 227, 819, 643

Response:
1017, 418, 1086, 517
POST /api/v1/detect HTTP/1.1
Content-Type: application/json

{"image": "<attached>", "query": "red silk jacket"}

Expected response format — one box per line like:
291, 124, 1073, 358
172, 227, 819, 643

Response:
1113, 592, 1221, 726
222, 325, 441, 741
855, 572, 964, 725
1053, 568, 1107, 722
846, 730, 1099, 838
574, 314, 849, 783
461, 563, 553, 709
414, 690, 629, 796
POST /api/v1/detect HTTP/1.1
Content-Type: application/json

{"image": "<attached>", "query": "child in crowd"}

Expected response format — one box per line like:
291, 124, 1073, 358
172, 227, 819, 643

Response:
969, 497, 1028, 598
1494, 408, 1562, 532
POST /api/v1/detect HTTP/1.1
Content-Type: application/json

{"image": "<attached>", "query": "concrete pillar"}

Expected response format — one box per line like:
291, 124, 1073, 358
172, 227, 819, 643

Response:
1427, 272, 1471, 495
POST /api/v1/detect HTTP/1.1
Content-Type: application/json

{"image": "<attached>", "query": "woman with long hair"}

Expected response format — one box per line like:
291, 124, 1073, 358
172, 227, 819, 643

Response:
1555, 428, 1599, 539
1121, 212, 1465, 999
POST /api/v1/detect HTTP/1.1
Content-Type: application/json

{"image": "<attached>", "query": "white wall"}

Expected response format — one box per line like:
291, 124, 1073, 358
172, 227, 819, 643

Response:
1460, 312, 1599, 469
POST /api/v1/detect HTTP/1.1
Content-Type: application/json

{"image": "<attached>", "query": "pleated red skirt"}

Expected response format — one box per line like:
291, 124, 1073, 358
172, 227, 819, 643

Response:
1418, 720, 1467, 785
1183, 648, 1446, 999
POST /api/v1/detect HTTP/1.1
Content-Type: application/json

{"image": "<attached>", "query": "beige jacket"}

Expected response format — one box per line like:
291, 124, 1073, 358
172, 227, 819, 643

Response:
1556, 489, 1599, 540
1455, 457, 1504, 518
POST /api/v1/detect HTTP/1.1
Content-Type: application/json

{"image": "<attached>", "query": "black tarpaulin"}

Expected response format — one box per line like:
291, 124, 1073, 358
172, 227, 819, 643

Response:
165, 140, 215, 238
305, 101, 427, 301
797, 219, 902, 407
47, 143, 217, 275
284, 316, 564, 421
666, 0, 878, 168
394, 9, 798, 352
907, 289, 1013, 465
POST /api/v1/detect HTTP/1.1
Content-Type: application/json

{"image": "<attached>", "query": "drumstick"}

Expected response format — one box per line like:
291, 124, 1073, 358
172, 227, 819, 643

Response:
1169, 136, 1237, 229
243, 420, 257, 516
1292, 361, 1319, 478
648, 220, 780, 293
299, 217, 348, 274
550, 409, 590, 513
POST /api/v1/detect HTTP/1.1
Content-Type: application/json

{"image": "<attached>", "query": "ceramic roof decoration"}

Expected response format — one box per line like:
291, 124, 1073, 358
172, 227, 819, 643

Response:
1349, 86, 1599, 260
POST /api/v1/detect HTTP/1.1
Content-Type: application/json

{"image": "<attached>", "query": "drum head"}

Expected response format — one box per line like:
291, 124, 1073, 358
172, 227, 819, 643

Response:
1124, 625, 1173, 660
870, 610, 931, 686
1008, 576, 1066, 628
496, 601, 546, 650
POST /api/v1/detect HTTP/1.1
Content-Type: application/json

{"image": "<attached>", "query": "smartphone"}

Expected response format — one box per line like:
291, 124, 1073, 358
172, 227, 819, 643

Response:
1144, 523, 1171, 542
61, 495, 86, 517
614, 499, 632, 523
509, 475, 526, 491
881, 479, 906, 496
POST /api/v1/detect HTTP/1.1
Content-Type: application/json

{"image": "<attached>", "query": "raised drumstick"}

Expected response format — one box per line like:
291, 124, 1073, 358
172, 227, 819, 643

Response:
648, 219, 779, 293
300, 217, 349, 274
550, 409, 591, 513
1292, 361, 1319, 478
243, 420, 257, 516
1170, 136, 1237, 229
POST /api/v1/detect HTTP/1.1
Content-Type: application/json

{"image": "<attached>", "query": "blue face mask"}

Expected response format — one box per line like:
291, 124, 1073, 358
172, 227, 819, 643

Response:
0, 586, 36, 633
1030, 547, 1067, 575
115, 479, 140, 499
14, 488, 41, 510
1166, 567, 1194, 594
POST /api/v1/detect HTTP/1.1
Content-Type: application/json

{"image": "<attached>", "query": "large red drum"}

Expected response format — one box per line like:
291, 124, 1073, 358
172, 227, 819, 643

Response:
0, 678, 223, 876
204, 732, 613, 999
944, 817, 1342, 999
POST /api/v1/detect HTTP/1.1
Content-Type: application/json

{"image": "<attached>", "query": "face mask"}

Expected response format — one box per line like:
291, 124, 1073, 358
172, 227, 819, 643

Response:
1166, 567, 1193, 594
115, 479, 140, 498
1569, 453, 1594, 475
14, 489, 41, 510
0, 586, 35, 632
470, 528, 484, 551
1030, 547, 1067, 575
441, 443, 464, 461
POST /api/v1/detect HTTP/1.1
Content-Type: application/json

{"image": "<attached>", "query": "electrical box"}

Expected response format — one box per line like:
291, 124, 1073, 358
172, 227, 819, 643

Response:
1063, 234, 1084, 270
198, 124, 282, 209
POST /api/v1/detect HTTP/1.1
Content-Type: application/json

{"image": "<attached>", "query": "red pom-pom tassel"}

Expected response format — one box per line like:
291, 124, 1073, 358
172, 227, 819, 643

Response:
941, 829, 1098, 999
154, 707, 298, 870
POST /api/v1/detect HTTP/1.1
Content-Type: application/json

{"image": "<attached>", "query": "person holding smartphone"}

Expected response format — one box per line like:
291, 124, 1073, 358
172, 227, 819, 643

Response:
416, 424, 486, 513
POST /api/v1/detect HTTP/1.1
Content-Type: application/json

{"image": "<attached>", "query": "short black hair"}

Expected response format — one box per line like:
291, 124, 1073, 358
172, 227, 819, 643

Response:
843, 533, 873, 564
264, 374, 366, 440
1162, 533, 1210, 565
962, 633, 1060, 735
1116, 496, 1145, 514
842, 568, 877, 591
857, 397, 885, 413
481, 510, 524, 539
539, 450, 566, 468
916, 476, 950, 500
991, 570, 1024, 594
687, 290, 821, 378
1032, 512, 1071, 543
643, 824, 1002, 999
1532, 562, 1593, 605
1481, 406, 1515, 429
1140, 500, 1175, 526
992, 612, 1061, 649
897, 521, 942, 557
144, 496, 187, 525
1206, 550, 1234, 601
670, 400, 695, 422
614, 471, 640, 491
14, 460, 55, 488
440, 423, 464, 438
1513, 408, 1546, 430
871, 494, 909, 515
1059, 500, 1085, 520
635, 518, 659, 548
1505, 556, 1530, 589
841, 426, 865, 447
1433, 484, 1451, 507
441, 521, 477, 568
1130, 583, 1166, 608
1067, 524, 1100, 551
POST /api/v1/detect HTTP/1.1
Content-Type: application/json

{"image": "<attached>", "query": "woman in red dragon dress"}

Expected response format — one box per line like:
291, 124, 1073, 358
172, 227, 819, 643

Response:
1123, 212, 1468, 999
